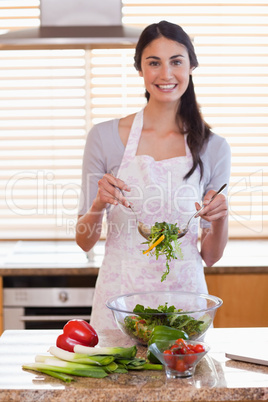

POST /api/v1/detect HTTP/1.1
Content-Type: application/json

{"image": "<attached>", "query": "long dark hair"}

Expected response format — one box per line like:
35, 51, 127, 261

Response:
134, 20, 211, 180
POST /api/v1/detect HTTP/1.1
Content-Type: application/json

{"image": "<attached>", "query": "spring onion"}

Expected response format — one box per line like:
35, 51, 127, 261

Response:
73, 344, 137, 359
118, 357, 162, 371
33, 369, 74, 383
47, 346, 114, 366
23, 344, 162, 383
113, 364, 128, 373
102, 362, 118, 373
23, 359, 108, 378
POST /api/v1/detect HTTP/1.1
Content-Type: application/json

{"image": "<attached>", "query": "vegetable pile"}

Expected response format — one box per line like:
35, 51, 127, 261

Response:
22, 344, 163, 382
142, 222, 183, 282
22, 319, 162, 383
124, 303, 209, 345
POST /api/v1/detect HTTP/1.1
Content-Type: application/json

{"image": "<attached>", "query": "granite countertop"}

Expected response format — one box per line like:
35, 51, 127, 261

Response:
0, 327, 267, 401
0, 239, 268, 276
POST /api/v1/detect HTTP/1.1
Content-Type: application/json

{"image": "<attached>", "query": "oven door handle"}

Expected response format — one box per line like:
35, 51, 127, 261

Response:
20, 315, 91, 322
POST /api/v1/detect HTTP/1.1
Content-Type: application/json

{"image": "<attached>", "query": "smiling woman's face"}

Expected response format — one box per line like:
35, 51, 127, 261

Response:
139, 36, 193, 104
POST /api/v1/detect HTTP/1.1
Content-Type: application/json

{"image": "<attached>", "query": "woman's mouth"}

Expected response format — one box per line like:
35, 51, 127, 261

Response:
156, 84, 177, 91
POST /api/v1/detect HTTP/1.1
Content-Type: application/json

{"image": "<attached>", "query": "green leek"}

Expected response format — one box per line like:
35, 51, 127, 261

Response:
118, 357, 163, 371
73, 344, 137, 359
47, 346, 114, 366
22, 343, 162, 383
23, 359, 108, 378
35, 368, 74, 383
102, 362, 118, 373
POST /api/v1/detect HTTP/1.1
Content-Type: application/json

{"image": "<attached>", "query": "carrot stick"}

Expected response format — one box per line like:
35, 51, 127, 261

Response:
143, 234, 165, 254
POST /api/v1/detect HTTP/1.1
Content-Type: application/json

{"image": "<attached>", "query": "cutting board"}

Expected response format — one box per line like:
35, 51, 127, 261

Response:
226, 347, 268, 366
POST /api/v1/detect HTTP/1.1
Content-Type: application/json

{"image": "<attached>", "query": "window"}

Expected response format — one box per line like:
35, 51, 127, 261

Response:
1, 0, 267, 239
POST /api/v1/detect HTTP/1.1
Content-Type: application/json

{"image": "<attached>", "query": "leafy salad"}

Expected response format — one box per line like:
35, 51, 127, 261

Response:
142, 222, 183, 282
124, 303, 209, 345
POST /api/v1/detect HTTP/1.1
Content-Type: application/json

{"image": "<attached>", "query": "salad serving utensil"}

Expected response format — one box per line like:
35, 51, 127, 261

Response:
176, 183, 227, 239
130, 208, 151, 240
140, 183, 227, 241
110, 171, 150, 240
111, 171, 226, 241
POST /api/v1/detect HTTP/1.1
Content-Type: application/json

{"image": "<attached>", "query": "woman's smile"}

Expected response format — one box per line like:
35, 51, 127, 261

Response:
156, 83, 178, 91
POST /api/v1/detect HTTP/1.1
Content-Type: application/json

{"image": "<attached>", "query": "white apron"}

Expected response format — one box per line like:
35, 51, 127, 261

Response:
90, 109, 207, 330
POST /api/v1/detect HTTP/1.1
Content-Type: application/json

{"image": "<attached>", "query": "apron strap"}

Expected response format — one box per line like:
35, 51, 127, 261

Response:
118, 109, 144, 175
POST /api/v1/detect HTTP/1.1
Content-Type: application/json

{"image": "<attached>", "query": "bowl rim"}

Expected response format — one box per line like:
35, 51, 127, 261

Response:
106, 290, 223, 314
148, 339, 210, 356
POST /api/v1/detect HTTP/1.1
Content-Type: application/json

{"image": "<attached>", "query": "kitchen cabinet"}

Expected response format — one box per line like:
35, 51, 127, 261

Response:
0, 327, 267, 400
206, 273, 268, 328
0, 277, 2, 334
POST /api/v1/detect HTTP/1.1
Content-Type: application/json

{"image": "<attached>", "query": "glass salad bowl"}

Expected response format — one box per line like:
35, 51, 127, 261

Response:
148, 339, 210, 378
106, 291, 222, 346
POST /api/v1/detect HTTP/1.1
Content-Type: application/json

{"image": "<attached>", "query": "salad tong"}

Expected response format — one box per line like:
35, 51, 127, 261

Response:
177, 183, 227, 239
110, 171, 150, 240
134, 183, 227, 241
111, 170, 226, 241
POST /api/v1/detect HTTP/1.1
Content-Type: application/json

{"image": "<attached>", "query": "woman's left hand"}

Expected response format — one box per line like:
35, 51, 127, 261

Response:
195, 190, 228, 222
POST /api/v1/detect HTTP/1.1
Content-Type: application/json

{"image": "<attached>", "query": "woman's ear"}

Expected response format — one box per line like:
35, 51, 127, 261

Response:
139, 70, 143, 77
189, 66, 195, 75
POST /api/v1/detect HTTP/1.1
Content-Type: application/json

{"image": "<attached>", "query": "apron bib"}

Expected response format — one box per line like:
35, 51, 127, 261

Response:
90, 109, 207, 330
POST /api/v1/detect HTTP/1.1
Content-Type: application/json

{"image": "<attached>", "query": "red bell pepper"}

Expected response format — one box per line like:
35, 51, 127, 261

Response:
56, 319, 98, 352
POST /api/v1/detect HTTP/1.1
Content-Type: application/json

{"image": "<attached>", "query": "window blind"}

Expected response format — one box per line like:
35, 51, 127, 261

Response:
0, 0, 267, 239
0, 48, 88, 239
0, 0, 40, 35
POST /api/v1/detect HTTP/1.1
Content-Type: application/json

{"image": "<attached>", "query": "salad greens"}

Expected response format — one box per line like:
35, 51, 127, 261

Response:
124, 302, 209, 345
142, 222, 183, 282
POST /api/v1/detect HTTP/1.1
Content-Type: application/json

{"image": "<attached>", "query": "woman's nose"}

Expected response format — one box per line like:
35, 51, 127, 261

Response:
160, 64, 172, 79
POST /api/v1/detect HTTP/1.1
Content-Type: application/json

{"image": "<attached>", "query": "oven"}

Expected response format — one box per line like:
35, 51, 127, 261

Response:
3, 275, 96, 330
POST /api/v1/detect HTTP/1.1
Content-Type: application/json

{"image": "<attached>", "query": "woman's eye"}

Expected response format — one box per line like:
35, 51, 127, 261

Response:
149, 61, 159, 66
172, 60, 182, 66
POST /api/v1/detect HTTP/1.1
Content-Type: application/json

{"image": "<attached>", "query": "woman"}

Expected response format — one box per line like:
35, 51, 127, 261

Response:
76, 21, 231, 330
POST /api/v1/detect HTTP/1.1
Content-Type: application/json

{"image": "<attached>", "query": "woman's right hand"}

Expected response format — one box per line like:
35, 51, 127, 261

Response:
76, 173, 131, 252
93, 173, 131, 211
